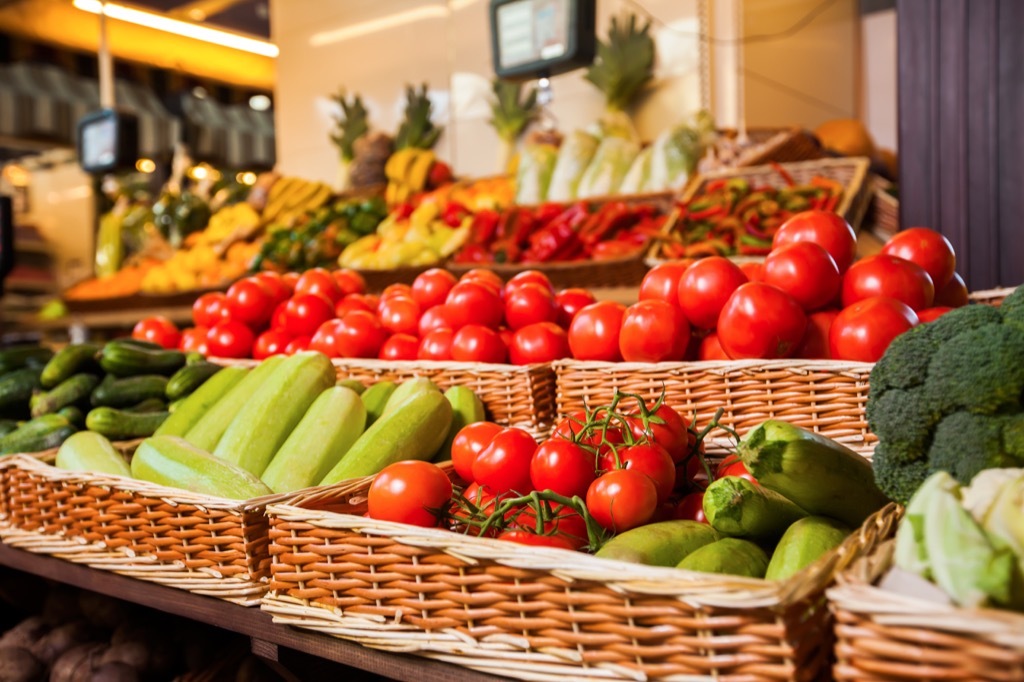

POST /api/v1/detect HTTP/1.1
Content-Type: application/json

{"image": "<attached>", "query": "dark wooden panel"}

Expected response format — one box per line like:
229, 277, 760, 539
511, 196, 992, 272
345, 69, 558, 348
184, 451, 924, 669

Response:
997, 0, 1024, 284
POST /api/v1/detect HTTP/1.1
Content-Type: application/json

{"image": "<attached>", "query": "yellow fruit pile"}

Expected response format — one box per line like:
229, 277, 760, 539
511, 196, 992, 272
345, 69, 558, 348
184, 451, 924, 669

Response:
140, 240, 259, 293
339, 202, 470, 270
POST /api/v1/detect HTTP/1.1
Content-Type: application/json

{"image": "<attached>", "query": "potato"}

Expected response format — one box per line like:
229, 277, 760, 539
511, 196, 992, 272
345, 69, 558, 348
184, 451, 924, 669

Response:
31, 622, 94, 662
50, 643, 105, 682
98, 644, 147, 675
87, 663, 137, 682
0, 617, 49, 651
75, 593, 132, 633
0, 646, 44, 682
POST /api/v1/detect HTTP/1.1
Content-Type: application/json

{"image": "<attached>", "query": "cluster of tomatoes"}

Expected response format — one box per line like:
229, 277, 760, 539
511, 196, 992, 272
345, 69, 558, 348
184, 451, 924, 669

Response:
366, 396, 743, 549
628, 212, 967, 363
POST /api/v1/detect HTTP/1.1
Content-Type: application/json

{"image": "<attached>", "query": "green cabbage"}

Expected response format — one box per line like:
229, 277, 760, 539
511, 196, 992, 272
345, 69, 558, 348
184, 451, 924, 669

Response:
514, 143, 559, 205
576, 136, 640, 198
547, 131, 600, 202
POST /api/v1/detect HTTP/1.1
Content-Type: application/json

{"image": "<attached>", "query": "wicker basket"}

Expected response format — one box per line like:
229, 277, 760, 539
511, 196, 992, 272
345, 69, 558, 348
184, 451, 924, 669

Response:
862, 175, 899, 243
261, 473, 900, 682
828, 539, 1024, 681
554, 359, 876, 455
0, 447, 281, 605
708, 127, 826, 169
970, 286, 1018, 307
447, 250, 650, 290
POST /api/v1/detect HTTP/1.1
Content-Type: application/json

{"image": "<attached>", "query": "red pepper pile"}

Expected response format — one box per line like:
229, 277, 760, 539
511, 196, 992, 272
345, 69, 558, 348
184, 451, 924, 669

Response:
454, 201, 665, 265
658, 171, 845, 259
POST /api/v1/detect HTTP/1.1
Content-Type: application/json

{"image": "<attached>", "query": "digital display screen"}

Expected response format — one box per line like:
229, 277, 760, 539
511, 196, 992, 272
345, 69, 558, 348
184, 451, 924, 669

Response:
81, 116, 117, 170
497, 0, 571, 69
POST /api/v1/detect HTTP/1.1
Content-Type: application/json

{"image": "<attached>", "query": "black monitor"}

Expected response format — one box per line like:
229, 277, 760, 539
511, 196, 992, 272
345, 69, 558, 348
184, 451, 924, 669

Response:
490, 0, 596, 80
77, 108, 139, 174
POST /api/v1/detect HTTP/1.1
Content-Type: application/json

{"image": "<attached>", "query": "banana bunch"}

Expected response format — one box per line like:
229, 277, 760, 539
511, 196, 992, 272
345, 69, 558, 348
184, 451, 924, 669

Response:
193, 203, 261, 248
262, 177, 334, 227
339, 202, 470, 270
384, 148, 437, 205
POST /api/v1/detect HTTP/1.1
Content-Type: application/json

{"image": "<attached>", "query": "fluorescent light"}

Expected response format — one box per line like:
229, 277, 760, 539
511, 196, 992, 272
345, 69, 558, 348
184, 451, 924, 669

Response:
310, 6, 449, 47
73, 0, 279, 58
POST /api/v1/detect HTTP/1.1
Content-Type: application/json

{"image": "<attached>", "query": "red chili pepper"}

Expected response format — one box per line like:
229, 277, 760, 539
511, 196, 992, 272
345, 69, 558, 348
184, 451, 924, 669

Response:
471, 209, 500, 245
823, 194, 841, 212
771, 162, 797, 187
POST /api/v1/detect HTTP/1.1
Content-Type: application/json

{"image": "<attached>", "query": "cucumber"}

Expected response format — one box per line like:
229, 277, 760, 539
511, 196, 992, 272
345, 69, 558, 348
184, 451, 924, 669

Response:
0, 414, 76, 454
124, 397, 168, 413
90, 374, 169, 408
131, 435, 272, 500
677, 538, 770, 578
359, 381, 396, 426
30, 373, 100, 418
0, 366, 43, 416
261, 386, 367, 493
703, 476, 809, 541
737, 420, 889, 527
595, 520, 721, 567
55, 431, 132, 477
184, 357, 284, 451
765, 516, 852, 581
155, 366, 248, 438
336, 379, 366, 395
214, 352, 335, 477
165, 362, 223, 401
380, 378, 441, 418
86, 407, 169, 440
435, 386, 486, 463
0, 419, 19, 437
320, 388, 453, 484
57, 406, 85, 428
40, 343, 101, 388
98, 341, 186, 377
0, 345, 54, 374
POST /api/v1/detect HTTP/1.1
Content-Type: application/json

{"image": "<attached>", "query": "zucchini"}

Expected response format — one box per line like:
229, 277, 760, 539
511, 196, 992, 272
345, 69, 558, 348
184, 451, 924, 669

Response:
40, 343, 101, 388
131, 435, 272, 500
359, 381, 396, 427
98, 341, 186, 377
261, 386, 367, 493
85, 407, 169, 440
214, 352, 335, 477
435, 386, 485, 463
677, 538, 770, 578
30, 373, 100, 418
55, 431, 131, 477
0, 414, 76, 454
165, 362, 223, 401
155, 366, 248, 438
765, 516, 851, 581
0, 367, 43, 417
91, 374, 169, 408
320, 387, 453, 484
184, 357, 284, 451
380, 377, 441, 418
703, 475, 809, 542
336, 379, 366, 395
595, 520, 721, 567
0, 345, 54, 374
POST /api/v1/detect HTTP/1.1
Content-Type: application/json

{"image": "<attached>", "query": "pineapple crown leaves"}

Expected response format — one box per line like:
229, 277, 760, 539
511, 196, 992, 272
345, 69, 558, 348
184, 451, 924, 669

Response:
395, 83, 444, 151
489, 78, 539, 143
585, 13, 656, 112
330, 90, 370, 161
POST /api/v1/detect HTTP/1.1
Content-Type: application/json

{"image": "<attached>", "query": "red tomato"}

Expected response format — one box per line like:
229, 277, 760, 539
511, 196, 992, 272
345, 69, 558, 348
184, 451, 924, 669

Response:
509, 322, 570, 365
499, 327, 515, 349
451, 325, 508, 364
506, 506, 588, 549
763, 242, 841, 312
253, 272, 292, 304
193, 292, 230, 328
553, 288, 597, 329
773, 210, 858, 273
179, 326, 209, 355
284, 335, 311, 354
367, 461, 452, 527
449, 482, 501, 534
917, 306, 954, 323
529, 439, 596, 498
715, 455, 757, 483
639, 260, 693, 307
674, 492, 707, 524
132, 316, 181, 349
881, 227, 956, 289
309, 319, 344, 357
794, 309, 840, 359
600, 442, 676, 504
381, 283, 413, 301
677, 257, 748, 329
294, 268, 343, 304
206, 320, 255, 358
718, 283, 807, 359
697, 332, 728, 360
270, 300, 289, 330
418, 304, 458, 335
497, 530, 577, 550
335, 293, 375, 318
829, 296, 919, 362
451, 421, 503, 482
472, 427, 537, 495
378, 295, 421, 336
460, 268, 504, 294
335, 310, 387, 358
505, 270, 555, 296
253, 328, 290, 360
504, 283, 558, 330
378, 333, 419, 360
586, 469, 658, 532
552, 410, 626, 449
446, 281, 504, 330
281, 294, 334, 338
935, 272, 969, 308
410, 268, 457, 310
281, 272, 300, 290
619, 299, 690, 363
418, 328, 454, 360
841, 254, 935, 311
626, 404, 690, 463
738, 261, 765, 282
225, 278, 275, 329
567, 301, 626, 361
332, 269, 366, 296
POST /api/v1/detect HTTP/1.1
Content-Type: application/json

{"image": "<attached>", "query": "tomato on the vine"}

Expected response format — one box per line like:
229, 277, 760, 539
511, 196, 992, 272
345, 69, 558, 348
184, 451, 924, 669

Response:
132, 316, 181, 349
599, 442, 676, 504
842, 254, 935, 311
619, 299, 690, 363
451, 422, 503, 481
568, 301, 626, 361
717, 283, 807, 359
586, 469, 658, 532
715, 455, 757, 483
497, 530, 577, 550
829, 296, 918, 362
677, 257, 748, 329
529, 439, 596, 498
625, 404, 690, 463
472, 427, 537, 495
674, 491, 708, 524
367, 461, 452, 528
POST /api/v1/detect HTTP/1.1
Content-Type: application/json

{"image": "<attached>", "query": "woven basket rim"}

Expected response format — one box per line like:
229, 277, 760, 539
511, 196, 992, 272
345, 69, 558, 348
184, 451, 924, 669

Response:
209, 357, 553, 374
551, 357, 875, 373
446, 248, 646, 274
970, 286, 1019, 302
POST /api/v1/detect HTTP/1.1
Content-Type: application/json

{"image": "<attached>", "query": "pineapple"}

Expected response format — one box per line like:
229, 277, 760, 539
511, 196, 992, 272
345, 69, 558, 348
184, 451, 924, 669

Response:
395, 83, 443, 150
584, 13, 655, 139
489, 78, 539, 174
330, 90, 370, 190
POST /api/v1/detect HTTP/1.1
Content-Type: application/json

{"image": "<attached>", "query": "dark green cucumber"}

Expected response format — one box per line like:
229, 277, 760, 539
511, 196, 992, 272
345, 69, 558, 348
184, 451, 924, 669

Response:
165, 362, 222, 401
30, 373, 100, 418
124, 397, 168, 413
40, 343, 101, 388
0, 414, 76, 454
85, 407, 169, 440
0, 345, 54, 374
0, 419, 19, 437
57, 406, 85, 428
98, 341, 186, 377
0, 366, 43, 416
155, 366, 248, 438
91, 374, 169, 408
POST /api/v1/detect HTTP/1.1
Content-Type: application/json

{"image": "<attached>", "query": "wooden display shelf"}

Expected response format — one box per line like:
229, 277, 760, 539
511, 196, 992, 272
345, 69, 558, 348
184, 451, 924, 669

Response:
0, 543, 500, 682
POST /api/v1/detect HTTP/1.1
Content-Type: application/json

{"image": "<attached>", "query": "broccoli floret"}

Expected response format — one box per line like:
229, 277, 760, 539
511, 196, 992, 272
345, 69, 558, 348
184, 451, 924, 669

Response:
927, 412, 1020, 484
927, 325, 1024, 415
866, 385, 939, 458
869, 323, 940, 393
926, 303, 1002, 343
1003, 414, 1024, 460
873, 453, 931, 505
998, 285, 1024, 326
